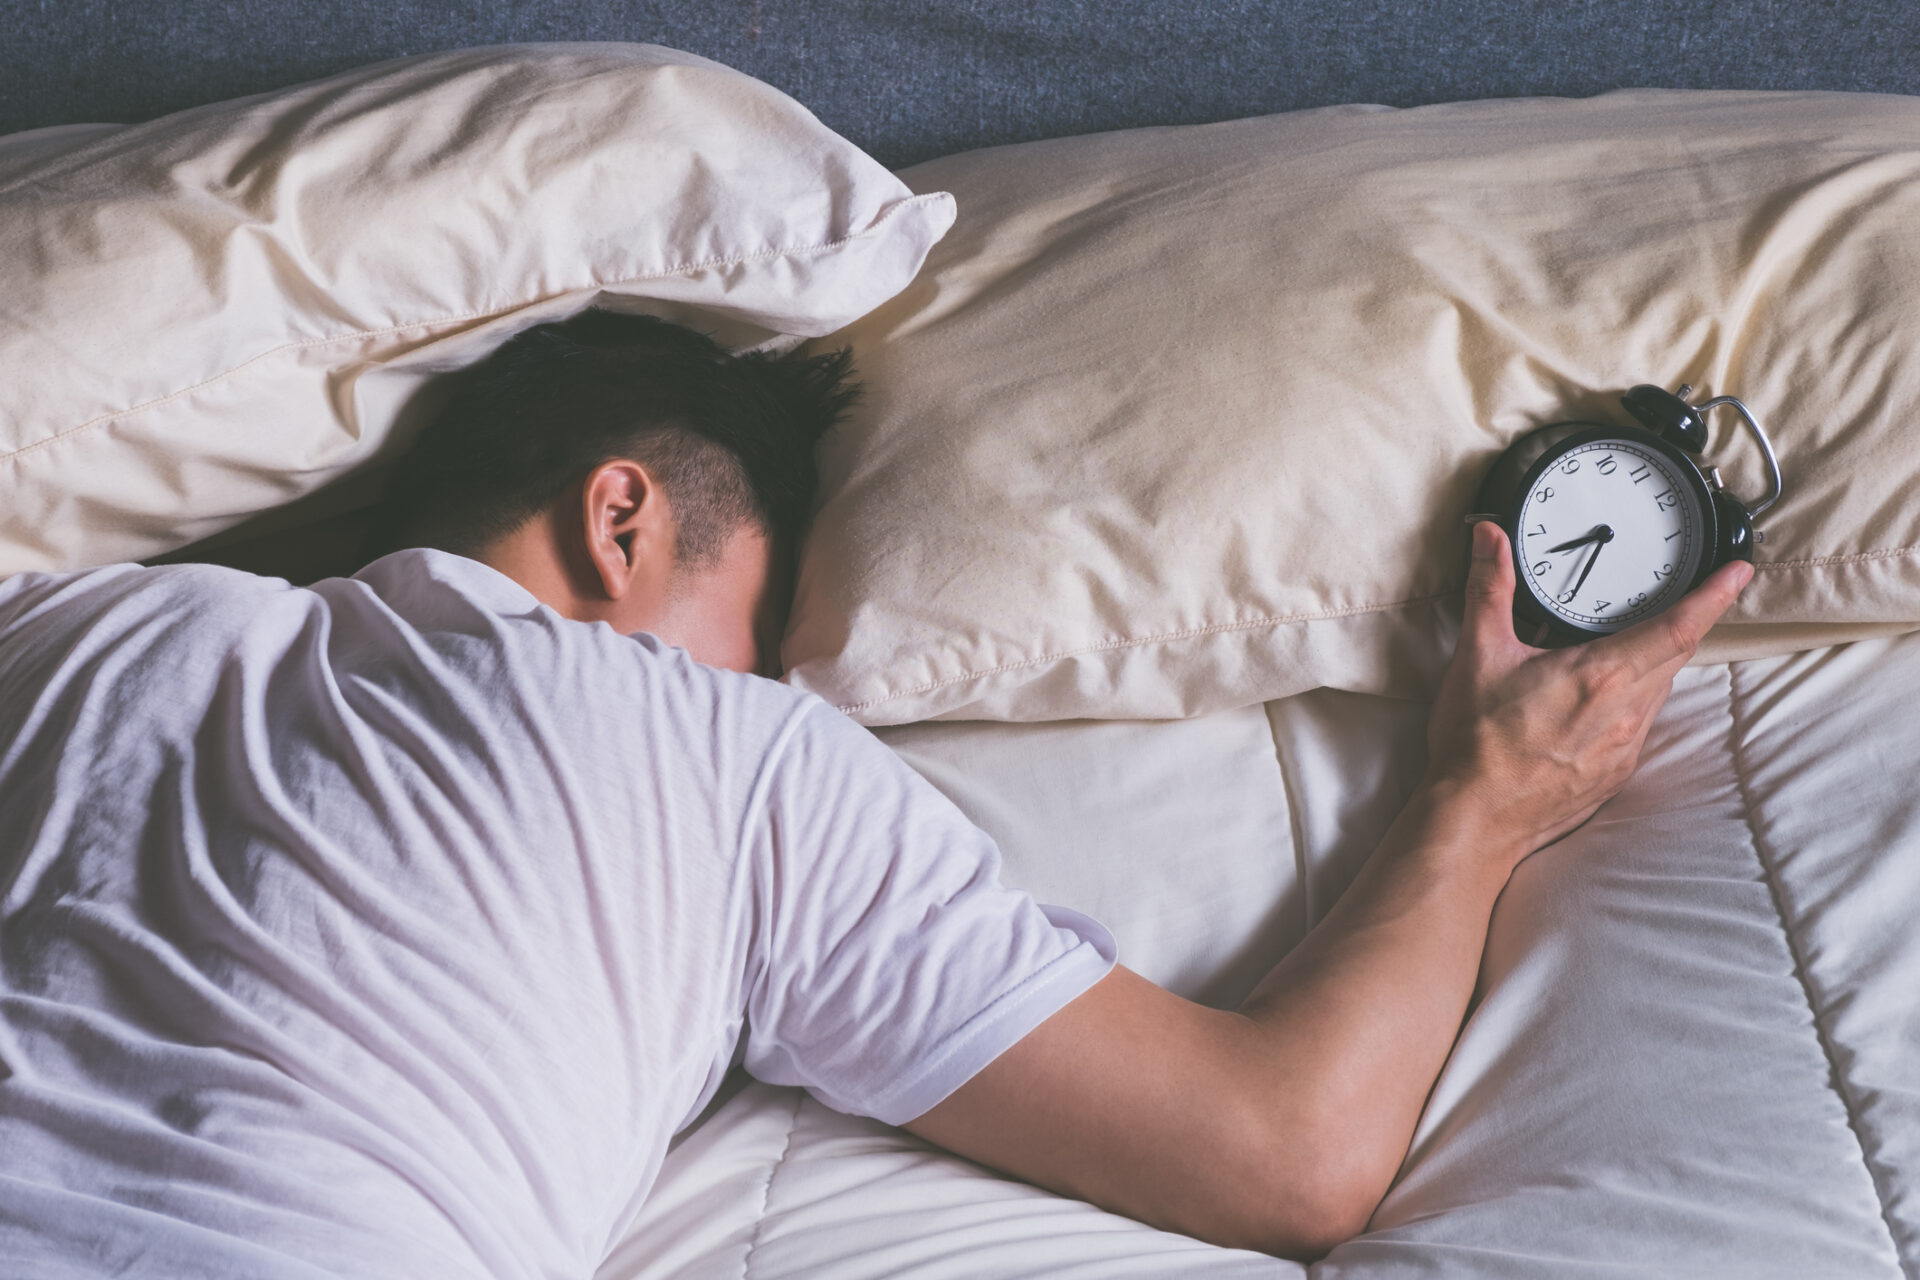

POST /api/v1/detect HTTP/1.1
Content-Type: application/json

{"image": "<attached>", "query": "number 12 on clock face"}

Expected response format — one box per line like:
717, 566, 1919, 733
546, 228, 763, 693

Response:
1514, 440, 1705, 635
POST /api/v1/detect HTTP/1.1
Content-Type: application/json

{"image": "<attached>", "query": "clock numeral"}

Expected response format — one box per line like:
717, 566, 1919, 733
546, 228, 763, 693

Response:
1653, 488, 1678, 511
1531, 561, 1550, 577
1594, 600, 1612, 611
1534, 485, 1555, 503
1559, 457, 1581, 475
1629, 463, 1651, 484
1664, 529, 1682, 542
1557, 589, 1576, 604
1629, 592, 1647, 607
1529, 523, 1547, 538
1595, 455, 1618, 476
1653, 563, 1673, 580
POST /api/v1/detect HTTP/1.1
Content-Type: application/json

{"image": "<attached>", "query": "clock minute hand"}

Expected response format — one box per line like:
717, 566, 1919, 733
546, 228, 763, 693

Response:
1566, 525, 1614, 601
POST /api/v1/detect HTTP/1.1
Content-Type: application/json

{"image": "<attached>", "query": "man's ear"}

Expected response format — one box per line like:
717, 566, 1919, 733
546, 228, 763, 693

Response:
578, 459, 676, 603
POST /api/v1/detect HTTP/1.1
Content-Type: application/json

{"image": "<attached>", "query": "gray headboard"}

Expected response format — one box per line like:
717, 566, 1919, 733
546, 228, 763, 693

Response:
8, 1, 1919, 168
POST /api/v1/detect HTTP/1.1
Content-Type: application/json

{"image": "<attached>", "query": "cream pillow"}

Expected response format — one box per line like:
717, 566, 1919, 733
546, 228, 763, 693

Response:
784, 90, 1920, 724
0, 43, 953, 574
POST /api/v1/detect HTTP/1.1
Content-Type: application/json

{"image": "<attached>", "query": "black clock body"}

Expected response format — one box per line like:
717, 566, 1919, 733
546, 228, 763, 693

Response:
1474, 419, 1756, 648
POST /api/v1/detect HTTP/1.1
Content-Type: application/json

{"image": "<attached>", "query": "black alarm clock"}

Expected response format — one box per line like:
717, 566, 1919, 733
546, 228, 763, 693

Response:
1469, 384, 1782, 647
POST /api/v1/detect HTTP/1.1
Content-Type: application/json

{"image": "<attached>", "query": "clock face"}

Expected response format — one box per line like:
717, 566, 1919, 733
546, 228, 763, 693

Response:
1514, 438, 1708, 634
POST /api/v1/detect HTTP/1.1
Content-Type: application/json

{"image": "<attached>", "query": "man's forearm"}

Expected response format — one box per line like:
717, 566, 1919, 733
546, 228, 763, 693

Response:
1229, 784, 1527, 1242
910, 783, 1530, 1261
908, 530, 1743, 1261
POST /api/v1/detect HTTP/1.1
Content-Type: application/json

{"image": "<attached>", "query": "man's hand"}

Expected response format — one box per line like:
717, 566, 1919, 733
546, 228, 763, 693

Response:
908, 520, 1753, 1261
1425, 520, 1753, 867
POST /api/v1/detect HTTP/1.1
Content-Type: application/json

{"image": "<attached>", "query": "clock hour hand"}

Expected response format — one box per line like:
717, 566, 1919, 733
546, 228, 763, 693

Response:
1546, 524, 1614, 555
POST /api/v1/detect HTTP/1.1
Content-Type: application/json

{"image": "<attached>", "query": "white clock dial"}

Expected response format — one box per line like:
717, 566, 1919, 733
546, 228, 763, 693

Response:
1514, 439, 1706, 634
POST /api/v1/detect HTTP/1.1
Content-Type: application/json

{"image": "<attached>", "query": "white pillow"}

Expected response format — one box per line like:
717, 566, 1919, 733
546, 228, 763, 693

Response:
0, 43, 953, 574
783, 90, 1920, 725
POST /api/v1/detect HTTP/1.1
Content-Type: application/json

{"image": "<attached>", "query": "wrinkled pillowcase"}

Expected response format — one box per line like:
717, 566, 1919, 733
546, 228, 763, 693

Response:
0, 42, 953, 574
784, 89, 1920, 724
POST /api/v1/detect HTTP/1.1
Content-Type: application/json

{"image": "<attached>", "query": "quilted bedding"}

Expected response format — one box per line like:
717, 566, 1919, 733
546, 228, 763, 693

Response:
602, 630, 1920, 1278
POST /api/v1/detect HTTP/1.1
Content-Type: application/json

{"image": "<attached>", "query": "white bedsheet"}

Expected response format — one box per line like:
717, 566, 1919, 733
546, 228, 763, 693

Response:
605, 633, 1920, 1278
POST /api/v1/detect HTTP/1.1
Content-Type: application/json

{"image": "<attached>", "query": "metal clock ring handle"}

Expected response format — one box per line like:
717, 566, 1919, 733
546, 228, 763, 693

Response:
1620, 383, 1782, 517
1689, 393, 1782, 517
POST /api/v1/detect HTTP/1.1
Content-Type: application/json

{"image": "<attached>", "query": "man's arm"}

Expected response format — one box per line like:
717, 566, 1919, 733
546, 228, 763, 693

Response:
906, 521, 1753, 1259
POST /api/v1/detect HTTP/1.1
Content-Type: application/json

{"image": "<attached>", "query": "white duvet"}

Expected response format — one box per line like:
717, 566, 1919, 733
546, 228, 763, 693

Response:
602, 631, 1920, 1278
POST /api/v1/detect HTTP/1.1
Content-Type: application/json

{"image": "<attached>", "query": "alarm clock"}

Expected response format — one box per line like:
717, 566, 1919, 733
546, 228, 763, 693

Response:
1469, 384, 1782, 647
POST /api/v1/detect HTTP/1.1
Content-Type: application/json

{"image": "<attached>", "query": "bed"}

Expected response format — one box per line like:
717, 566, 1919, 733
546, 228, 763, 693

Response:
4, 6, 1919, 1277
611, 636, 1920, 1278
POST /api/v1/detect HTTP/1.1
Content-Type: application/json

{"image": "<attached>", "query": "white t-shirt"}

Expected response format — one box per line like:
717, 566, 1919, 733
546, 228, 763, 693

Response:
0, 550, 1114, 1279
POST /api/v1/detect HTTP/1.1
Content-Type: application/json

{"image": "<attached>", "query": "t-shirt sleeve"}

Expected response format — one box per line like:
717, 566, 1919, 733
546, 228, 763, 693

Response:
738, 699, 1116, 1126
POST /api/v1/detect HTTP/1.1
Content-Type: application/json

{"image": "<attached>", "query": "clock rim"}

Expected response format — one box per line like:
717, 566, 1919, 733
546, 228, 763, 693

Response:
1491, 421, 1720, 647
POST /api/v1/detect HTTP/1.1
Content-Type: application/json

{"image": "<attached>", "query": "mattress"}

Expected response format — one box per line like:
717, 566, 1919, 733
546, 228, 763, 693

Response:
600, 630, 1920, 1277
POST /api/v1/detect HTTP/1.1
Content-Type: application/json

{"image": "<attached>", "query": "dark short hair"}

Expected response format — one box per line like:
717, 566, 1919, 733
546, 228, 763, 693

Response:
361, 310, 857, 568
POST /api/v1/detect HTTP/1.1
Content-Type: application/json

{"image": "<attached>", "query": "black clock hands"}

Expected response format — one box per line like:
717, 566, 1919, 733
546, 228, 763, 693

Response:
1568, 534, 1609, 600
1546, 525, 1614, 555
1541, 524, 1614, 604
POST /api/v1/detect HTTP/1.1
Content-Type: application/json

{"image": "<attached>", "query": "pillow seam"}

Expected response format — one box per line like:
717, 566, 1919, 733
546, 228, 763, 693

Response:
1753, 545, 1920, 569
831, 587, 1456, 715
829, 542, 1920, 716
0, 193, 944, 472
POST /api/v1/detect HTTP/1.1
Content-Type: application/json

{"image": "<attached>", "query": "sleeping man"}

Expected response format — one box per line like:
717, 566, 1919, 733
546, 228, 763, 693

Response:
0, 310, 1750, 1274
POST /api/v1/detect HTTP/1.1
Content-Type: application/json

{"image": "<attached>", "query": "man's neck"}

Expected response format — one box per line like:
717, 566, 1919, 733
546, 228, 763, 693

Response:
472, 514, 603, 625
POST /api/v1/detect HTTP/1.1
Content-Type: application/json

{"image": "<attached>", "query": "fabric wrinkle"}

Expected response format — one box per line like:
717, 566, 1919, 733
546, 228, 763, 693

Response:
1722, 659, 1910, 1275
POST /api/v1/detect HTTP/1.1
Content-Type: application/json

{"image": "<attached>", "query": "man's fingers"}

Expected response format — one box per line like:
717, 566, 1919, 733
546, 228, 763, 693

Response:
1462, 521, 1521, 654
1605, 559, 1754, 674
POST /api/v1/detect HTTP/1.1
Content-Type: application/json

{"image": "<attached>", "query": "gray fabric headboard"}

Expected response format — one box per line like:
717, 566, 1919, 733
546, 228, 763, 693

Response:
8, 1, 1920, 167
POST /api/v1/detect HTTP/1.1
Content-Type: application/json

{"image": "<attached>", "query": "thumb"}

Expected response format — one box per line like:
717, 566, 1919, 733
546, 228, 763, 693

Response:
1463, 520, 1521, 652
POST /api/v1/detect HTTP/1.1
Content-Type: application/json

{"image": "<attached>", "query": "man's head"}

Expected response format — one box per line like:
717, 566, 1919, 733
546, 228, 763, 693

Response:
361, 310, 856, 674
